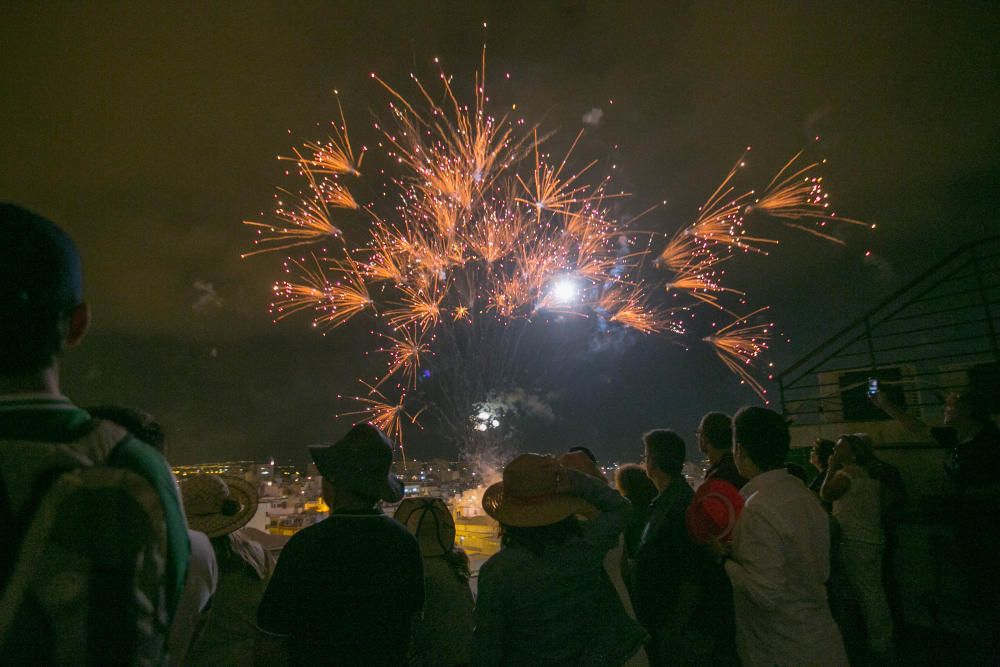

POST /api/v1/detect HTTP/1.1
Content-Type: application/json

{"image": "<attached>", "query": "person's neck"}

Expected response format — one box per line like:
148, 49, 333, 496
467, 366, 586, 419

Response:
707, 446, 730, 466
651, 472, 673, 493
0, 366, 60, 396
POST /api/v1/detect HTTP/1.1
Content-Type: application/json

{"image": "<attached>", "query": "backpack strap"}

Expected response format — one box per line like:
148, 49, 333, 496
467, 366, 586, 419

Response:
0, 420, 127, 515
0, 420, 129, 588
0, 423, 167, 664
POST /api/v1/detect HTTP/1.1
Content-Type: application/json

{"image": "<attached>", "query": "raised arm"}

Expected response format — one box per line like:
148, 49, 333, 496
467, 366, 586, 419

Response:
564, 468, 631, 553
820, 461, 852, 502
871, 390, 930, 436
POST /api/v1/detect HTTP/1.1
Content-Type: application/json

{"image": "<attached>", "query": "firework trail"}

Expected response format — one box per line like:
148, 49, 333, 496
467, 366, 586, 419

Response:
746, 150, 874, 243
338, 381, 425, 467
704, 307, 773, 401
270, 254, 372, 330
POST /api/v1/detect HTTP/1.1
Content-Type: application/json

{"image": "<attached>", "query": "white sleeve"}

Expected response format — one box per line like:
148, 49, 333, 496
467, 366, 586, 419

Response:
724, 509, 787, 612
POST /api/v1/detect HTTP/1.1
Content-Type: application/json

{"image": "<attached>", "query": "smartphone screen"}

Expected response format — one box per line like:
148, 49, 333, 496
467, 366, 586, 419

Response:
868, 378, 879, 396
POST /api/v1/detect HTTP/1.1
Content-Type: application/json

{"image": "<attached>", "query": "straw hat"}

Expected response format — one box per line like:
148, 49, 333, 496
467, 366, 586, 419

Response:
482, 454, 596, 527
181, 474, 258, 539
395, 497, 456, 557
685, 479, 744, 544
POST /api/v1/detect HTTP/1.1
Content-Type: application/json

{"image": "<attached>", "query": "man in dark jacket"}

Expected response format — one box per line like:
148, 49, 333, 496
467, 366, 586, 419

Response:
256, 423, 424, 666
634, 429, 698, 666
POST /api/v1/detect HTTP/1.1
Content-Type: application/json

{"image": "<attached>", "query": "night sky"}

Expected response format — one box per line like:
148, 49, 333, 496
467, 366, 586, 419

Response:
2, 2, 998, 465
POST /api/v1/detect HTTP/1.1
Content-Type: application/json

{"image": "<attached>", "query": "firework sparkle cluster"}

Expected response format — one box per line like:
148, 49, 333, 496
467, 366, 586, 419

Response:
243, 52, 869, 456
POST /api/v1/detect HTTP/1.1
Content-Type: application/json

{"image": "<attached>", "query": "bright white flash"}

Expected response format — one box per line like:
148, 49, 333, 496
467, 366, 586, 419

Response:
551, 276, 580, 305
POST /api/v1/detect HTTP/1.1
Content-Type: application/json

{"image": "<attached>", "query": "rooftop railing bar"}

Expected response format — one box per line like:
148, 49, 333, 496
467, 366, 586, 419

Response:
778, 236, 1000, 421
782, 370, 983, 395
872, 302, 995, 324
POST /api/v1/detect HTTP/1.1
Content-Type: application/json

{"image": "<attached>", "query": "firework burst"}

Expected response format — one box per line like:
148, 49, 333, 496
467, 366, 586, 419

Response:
245, 53, 870, 449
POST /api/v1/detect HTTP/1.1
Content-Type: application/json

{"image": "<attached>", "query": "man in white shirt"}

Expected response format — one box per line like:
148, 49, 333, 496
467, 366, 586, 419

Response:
716, 406, 847, 667
167, 529, 219, 665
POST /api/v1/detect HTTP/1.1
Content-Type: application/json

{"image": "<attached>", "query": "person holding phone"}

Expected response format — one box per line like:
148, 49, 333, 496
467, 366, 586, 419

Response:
821, 434, 894, 662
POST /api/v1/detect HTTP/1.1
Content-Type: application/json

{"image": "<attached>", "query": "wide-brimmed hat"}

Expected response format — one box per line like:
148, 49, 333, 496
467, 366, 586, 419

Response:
395, 497, 456, 557
181, 474, 258, 538
685, 478, 744, 544
482, 453, 596, 527
309, 423, 403, 503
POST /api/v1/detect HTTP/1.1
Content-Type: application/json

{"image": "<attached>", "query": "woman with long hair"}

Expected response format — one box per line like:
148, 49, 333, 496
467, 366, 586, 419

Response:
473, 454, 647, 666
821, 433, 894, 661
614, 463, 658, 564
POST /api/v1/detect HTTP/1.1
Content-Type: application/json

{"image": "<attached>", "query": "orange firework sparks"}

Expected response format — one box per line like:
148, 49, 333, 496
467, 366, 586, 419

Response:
374, 325, 431, 389
271, 255, 372, 330
686, 153, 778, 254
385, 281, 445, 330
704, 307, 772, 400
242, 186, 343, 258
516, 129, 600, 218
664, 255, 743, 309
689, 154, 754, 246
569, 212, 624, 282
288, 96, 363, 177
363, 221, 412, 284
600, 287, 679, 334
312, 176, 359, 210
338, 381, 425, 467
657, 229, 702, 272
371, 49, 524, 207
465, 203, 525, 264
748, 150, 871, 244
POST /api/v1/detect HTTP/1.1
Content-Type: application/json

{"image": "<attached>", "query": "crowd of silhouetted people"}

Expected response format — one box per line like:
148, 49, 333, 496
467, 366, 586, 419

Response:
2, 203, 999, 666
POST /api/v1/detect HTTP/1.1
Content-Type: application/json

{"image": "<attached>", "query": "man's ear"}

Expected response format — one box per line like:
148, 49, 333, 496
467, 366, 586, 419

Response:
65, 303, 90, 348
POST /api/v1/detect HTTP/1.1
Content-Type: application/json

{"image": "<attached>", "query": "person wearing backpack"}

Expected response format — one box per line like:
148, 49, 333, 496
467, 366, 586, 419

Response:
0, 203, 190, 664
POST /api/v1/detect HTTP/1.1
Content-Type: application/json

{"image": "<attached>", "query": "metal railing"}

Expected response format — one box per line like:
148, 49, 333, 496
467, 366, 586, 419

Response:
778, 237, 1000, 426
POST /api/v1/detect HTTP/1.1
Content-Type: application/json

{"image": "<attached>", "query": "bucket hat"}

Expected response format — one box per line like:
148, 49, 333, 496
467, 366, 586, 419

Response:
308, 423, 403, 503
395, 497, 456, 557
482, 454, 595, 527
181, 474, 258, 539
685, 478, 744, 544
